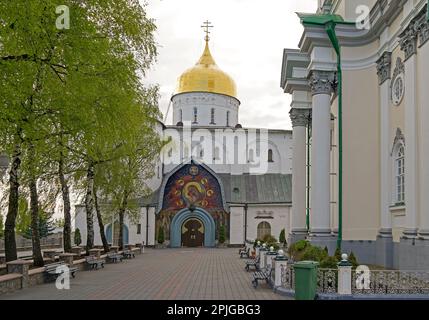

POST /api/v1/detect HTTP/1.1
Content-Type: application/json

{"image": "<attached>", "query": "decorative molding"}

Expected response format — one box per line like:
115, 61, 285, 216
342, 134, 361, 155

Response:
376, 51, 392, 85
289, 108, 311, 127
308, 70, 336, 96
416, 6, 429, 47
399, 25, 418, 61
392, 57, 405, 81
391, 127, 405, 155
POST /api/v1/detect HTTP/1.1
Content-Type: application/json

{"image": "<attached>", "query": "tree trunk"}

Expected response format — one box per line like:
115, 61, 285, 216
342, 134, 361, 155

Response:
85, 162, 95, 254
118, 190, 129, 251
93, 185, 109, 253
29, 174, 44, 267
58, 154, 72, 252
4, 147, 21, 262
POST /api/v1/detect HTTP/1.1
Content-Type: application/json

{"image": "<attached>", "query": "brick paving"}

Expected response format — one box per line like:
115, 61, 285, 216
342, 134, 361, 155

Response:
0, 248, 290, 300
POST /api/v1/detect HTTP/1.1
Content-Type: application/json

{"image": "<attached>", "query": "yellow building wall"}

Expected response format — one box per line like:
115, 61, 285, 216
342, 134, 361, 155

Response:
338, 66, 380, 240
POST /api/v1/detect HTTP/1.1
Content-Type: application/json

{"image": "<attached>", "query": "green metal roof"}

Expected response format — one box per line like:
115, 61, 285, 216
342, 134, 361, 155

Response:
218, 174, 292, 204
298, 13, 345, 26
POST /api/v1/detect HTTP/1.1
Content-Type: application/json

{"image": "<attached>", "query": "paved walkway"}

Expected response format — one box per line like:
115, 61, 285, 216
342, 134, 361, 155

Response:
0, 248, 290, 300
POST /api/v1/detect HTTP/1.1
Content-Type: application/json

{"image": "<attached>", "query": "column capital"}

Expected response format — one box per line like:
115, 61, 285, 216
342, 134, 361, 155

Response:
289, 108, 311, 127
399, 23, 418, 61
308, 70, 336, 96
376, 51, 392, 85
415, 6, 429, 47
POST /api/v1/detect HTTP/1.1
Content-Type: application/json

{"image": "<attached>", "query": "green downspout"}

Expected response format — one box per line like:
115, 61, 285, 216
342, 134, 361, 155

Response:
325, 22, 343, 251
306, 124, 311, 231
299, 14, 354, 251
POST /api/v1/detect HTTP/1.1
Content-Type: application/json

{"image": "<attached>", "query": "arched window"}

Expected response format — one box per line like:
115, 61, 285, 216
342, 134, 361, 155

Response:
210, 108, 215, 124
226, 111, 230, 127
214, 147, 220, 160
248, 149, 254, 163
395, 145, 405, 204
268, 149, 274, 162
193, 107, 198, 123
257, 222, 271, 240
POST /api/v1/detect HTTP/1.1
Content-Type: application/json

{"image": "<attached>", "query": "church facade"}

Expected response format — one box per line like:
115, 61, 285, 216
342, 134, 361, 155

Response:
282, 0, 429, 269
75, 32, 293, 248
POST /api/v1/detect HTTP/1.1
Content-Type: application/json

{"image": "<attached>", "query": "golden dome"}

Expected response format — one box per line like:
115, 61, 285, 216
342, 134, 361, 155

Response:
176, 40, 237, 98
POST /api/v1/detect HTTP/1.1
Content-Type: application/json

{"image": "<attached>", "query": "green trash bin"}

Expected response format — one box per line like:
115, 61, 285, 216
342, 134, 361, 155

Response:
294, 261, 319, 300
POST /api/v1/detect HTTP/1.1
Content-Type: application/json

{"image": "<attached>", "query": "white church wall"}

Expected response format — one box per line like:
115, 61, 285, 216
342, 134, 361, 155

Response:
229, 206, 244, 245
172, 92, 239, 127
246, 206, 290, 242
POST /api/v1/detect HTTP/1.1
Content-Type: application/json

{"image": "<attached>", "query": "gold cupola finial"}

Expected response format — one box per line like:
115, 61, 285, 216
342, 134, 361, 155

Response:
175, 21, 237, 99
201, 20, 213, 42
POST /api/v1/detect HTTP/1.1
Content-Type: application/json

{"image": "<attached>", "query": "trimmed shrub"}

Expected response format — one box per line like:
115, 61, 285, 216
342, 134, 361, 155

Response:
157, 226, 165, 244
348, 251, 359, 268
74, 228, 82, 246
218, 225, 226, 244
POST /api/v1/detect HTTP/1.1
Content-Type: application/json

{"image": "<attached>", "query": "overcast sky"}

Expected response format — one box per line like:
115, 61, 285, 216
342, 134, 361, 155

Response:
144, 0, 318, 130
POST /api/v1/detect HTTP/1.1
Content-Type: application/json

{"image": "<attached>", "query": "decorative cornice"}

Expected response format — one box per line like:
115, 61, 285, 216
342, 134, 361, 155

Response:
308, 70, 336, 96
376, 51, 392, 85
399, 24, 418, 61
391, 127, 405, 155
289, 108, 311, 127
416, 5, 429, 47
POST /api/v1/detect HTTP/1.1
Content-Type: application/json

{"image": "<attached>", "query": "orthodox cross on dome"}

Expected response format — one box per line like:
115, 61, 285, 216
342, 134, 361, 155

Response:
201, 20, 214, 42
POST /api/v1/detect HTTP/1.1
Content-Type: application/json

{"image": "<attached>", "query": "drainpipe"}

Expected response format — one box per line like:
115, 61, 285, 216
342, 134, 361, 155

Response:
244, 204, 248, 243
146, 205, 149, 246
325, 22, 343, 251
306, 121, 311, 231
299, 14, 354, 251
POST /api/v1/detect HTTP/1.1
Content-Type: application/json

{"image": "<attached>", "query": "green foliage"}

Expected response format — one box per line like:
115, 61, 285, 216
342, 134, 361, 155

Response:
348, 251, 359, 268
262, 234, 277, 244
288, 240, 310, 261
22, 211, 55, 239
320, 256, 339, 269
0, 214, 4, 239
301, 245, 329, 262
74, 228, 82, 246
15, 197, 31, 236
218, 225, 226, 244
279, 229, 287, 247
157, 226, 165, 245
334, 247, 342, 261
54, 218, 64, 228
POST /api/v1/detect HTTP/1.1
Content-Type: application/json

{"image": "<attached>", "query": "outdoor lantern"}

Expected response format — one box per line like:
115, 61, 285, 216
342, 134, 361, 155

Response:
257, 240, 261, 246
262, 243, 267, 248
270, 246, 274, 252
278, 249, 284, 256
341, 253, 348, 262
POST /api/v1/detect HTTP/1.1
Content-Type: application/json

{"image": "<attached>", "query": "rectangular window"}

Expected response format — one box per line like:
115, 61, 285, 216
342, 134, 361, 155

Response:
137, 224, 141, 235
193, 107, 198, 123
210, 108, 215, 124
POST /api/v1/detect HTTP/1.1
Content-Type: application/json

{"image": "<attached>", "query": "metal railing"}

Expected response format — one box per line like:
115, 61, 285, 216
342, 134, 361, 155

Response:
280, 264, 295, 290
352, 270, 429, 295
317, 268, 337, 294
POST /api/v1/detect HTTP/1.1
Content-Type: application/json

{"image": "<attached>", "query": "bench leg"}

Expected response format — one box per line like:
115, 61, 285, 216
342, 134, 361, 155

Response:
252, 279, 258, 289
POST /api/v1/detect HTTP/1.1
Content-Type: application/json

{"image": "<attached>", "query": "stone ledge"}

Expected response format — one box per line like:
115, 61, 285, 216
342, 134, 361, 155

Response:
0, 273, 22, 283
28, 267, 45, 276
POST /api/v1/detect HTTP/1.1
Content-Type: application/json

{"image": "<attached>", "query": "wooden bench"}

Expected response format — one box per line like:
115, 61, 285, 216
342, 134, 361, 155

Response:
239, 247, 250, 259
251, 266, 272, 289
85, 255, 105, 270
107, 252, 123, 263
122, 250, 135, 259
245, 255, 260, 272
44, 262, 78, 281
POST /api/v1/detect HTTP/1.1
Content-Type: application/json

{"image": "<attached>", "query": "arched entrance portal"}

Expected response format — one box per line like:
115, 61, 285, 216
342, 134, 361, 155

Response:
170, 208, 216, 248
181, 218, 204, 247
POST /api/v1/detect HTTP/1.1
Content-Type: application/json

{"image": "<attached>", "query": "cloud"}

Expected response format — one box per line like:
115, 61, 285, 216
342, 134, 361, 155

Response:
144, 0, 318, 129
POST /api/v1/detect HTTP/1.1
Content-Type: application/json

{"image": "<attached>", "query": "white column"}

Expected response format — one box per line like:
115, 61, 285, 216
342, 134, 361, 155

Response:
400, 27, 419, 238
308, 70, 335, 236
289, 108, 311, 241
376, 52, 393, 236
417, 16, 429, 237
